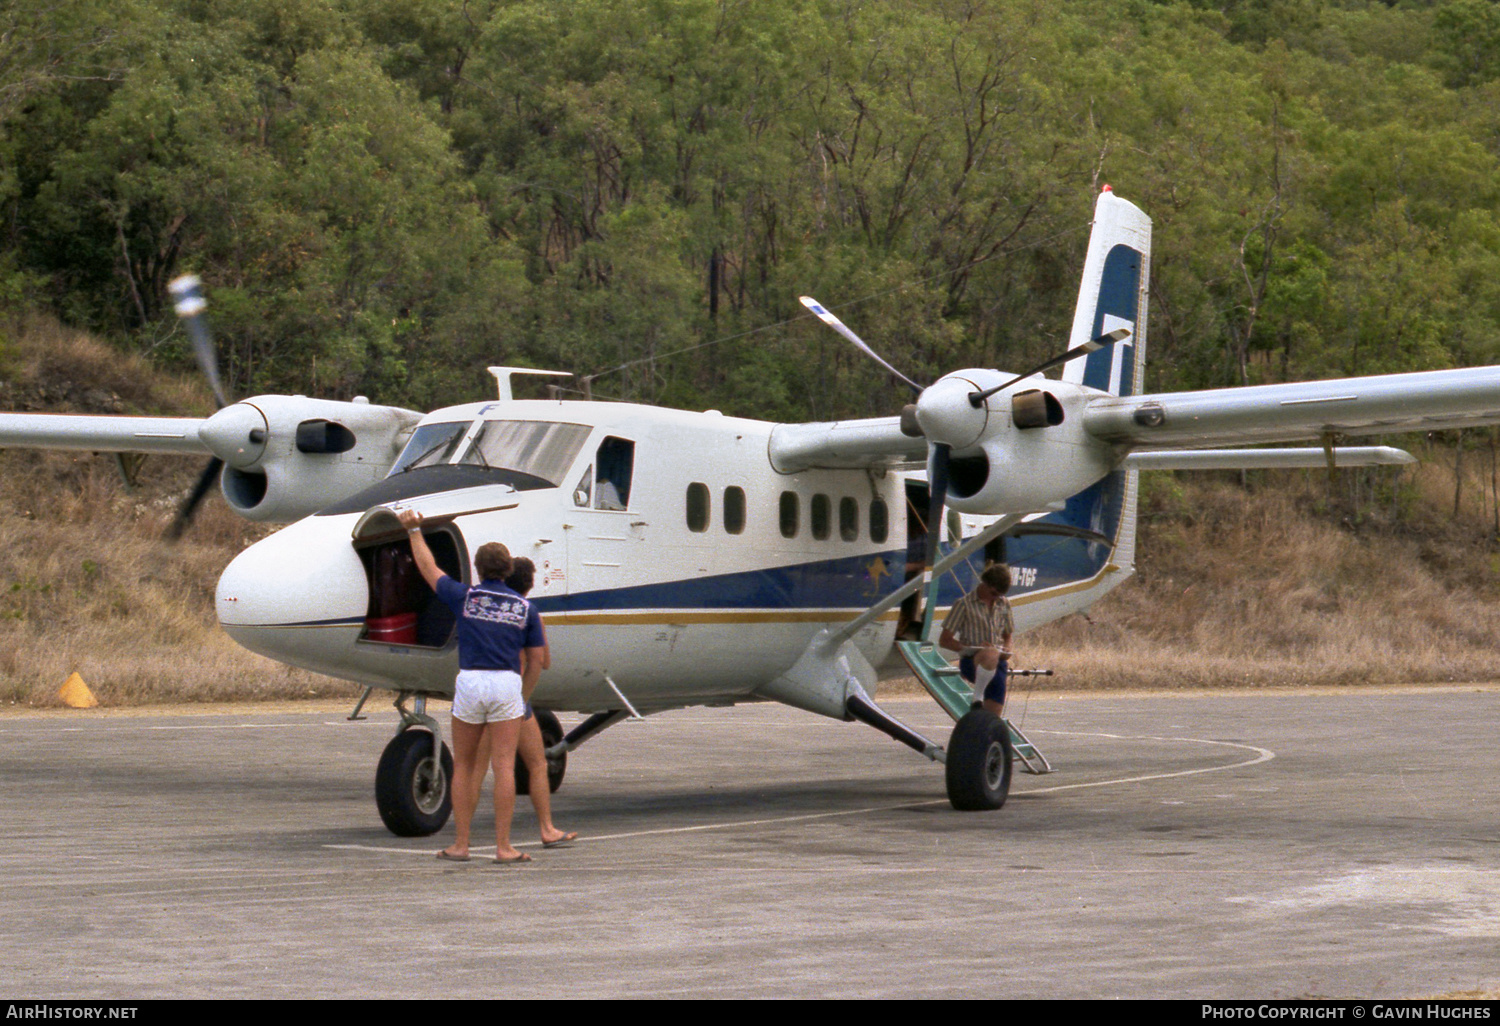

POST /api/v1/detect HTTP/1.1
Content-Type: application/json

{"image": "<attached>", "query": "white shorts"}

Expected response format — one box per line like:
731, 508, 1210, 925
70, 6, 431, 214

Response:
451, 669, 525, 724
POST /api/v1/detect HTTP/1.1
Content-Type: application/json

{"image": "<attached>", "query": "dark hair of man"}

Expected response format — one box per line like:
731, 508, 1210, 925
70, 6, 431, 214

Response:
979, 562, 1012, 594
474, 542, 513, 582
505, 556, 536, 597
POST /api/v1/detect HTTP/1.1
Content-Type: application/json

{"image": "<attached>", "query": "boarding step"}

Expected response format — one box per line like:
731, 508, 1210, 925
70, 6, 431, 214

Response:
895, 640, 1054, 775
895, 639, 972, 720
1005, 721, 1052, 775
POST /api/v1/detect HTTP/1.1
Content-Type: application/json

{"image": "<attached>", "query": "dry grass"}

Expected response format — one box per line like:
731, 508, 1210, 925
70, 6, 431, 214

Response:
1023, 458, 1500, 690
0, 454, 354, 707
4, 313, 1500, 706
0, 312, 207, 415
0, 314, 351, 708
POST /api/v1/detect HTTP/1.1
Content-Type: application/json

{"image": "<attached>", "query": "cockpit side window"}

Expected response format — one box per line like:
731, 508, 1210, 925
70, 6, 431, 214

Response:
594, 437, 634, 510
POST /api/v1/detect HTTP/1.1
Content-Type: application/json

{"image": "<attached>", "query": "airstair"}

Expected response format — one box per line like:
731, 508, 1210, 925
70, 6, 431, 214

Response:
895, 640, 1053, 775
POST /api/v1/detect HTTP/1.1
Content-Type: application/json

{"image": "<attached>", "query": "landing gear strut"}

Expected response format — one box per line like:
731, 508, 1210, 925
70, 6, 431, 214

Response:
375, 693, 453, 836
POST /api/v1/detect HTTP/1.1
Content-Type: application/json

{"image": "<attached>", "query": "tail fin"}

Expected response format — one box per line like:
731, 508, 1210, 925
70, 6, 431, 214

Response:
1048, 188, 1149, 578
1062, 187, 1152, 398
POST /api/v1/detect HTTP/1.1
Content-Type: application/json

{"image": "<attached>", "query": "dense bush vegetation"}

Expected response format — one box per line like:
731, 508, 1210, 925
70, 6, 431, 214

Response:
2, 0, 1497, 419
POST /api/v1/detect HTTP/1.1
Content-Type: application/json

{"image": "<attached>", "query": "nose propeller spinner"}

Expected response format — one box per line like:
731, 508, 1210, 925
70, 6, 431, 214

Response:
798, 295, 1130, 633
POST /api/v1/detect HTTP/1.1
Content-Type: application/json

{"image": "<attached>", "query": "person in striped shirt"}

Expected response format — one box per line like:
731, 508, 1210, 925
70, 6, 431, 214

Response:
937, 563, 1014, 716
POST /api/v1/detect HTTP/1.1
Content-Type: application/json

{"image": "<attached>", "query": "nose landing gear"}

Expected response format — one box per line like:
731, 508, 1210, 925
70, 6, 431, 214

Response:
375, 693, 454, 836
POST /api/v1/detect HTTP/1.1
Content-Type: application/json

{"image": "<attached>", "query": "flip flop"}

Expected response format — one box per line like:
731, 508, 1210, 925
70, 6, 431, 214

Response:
542, 832, 578, 849
493, 852, 533, 865
436, 850, 470, 862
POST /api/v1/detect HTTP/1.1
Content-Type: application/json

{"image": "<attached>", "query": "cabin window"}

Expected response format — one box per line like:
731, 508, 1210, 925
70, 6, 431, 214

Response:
811, 494, 831, 540
686, 482, 711, 532
839, 497, 859, 541
573, 466, 592, 507
595, 436, 634, 510
870, 498, 889, 544
779, 491, 799, 538
724, 486, 746, 535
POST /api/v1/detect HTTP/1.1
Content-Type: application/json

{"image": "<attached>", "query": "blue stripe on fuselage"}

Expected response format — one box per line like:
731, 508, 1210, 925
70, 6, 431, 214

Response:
536, 470, 1129, 615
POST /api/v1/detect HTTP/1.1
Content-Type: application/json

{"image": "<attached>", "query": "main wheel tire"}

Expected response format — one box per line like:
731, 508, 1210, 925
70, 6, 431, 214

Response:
514, 708, 567, 795
945, 708, 1013, 811
375, 730, 454, 836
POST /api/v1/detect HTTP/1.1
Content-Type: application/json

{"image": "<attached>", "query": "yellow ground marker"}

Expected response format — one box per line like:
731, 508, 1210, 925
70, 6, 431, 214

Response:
59, 672, 98, 708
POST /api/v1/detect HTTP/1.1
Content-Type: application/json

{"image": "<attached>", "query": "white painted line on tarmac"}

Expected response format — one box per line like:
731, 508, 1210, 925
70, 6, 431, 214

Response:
325, 732, 1276, 858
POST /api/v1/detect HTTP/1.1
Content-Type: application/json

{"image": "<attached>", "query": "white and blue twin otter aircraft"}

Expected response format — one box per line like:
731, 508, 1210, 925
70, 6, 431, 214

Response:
6, 189, 1500, 832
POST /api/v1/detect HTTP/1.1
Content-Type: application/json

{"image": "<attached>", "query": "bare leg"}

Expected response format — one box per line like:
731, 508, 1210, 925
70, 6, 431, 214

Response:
975, 646, 1006, 718
487, 717, 525, 860
474, 729, 492, 786
518, 716, 574, 845
444, 717, 488, 858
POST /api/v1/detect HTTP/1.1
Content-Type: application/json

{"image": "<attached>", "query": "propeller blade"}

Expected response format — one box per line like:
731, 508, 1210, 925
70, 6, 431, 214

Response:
169, 275, 229, 410
967, 326, 1131, 408
165, 457, 223, 542
923, 443, 951, 571
799, 296, 924, 396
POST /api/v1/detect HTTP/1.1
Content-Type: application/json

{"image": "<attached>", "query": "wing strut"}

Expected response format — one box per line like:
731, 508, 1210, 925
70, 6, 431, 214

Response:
822, 511, 1026, 655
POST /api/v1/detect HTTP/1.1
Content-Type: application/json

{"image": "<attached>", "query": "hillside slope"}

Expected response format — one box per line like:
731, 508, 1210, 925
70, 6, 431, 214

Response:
0, 315, 349, 705
3, 315, 1498, 706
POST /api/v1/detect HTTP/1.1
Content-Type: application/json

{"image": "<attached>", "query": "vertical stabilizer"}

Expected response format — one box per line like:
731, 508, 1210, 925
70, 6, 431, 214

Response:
1062, 188, 1152, 398
1048, 189, 1150, 580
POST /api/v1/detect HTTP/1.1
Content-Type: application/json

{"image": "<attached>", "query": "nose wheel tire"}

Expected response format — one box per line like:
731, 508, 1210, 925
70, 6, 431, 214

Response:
514, 708, 567, 795
945, 708, 1013, 811
375, 730, 454, 836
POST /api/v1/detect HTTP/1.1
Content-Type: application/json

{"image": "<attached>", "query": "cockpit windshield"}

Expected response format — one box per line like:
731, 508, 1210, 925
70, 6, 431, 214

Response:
459, 420, 592, 486
390, 422, 468, 474
389, 417, 592, 487
328, 419, 591, 517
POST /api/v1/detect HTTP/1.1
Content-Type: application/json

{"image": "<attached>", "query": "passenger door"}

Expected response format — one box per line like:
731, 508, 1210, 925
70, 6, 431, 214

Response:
565, 437, 644, 597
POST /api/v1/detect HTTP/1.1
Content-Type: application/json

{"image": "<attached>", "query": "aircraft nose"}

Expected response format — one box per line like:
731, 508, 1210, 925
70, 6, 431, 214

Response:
216, 516, 367, 632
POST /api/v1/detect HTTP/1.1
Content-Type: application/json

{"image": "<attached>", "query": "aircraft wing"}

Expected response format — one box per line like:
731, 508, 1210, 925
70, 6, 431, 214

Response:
1084, 366, 1500, 449
1122, 446, 1414, 470
767, 417, 927, 473
0, 413, 210, 455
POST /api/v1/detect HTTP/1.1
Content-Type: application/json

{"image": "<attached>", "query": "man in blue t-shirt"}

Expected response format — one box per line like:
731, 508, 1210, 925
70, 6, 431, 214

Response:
398, 508, 545, 864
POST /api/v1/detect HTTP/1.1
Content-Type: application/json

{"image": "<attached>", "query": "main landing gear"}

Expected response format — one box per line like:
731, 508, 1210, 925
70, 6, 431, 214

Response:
366, 693, 629, 837
844, 685, 1014, 812
375, 693, 453, 837
861, 646, 1058, 812
944, 707, 1013, 811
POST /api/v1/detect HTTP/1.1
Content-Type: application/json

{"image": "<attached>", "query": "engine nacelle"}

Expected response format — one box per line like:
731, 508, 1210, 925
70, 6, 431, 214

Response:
199, 395, 423, 522
916, 369, 1116, 515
